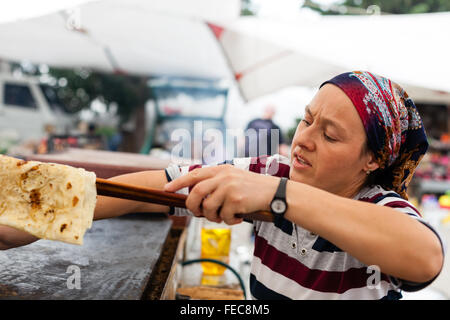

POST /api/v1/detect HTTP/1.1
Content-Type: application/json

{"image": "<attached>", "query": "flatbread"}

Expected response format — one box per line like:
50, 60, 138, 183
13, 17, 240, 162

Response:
0, 155, 97, 245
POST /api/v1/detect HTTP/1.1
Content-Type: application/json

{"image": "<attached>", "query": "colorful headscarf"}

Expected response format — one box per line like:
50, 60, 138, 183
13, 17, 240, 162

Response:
320, 71, 428, 199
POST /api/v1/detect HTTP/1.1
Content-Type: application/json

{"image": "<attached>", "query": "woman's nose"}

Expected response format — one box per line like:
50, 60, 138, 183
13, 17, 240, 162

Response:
294, 125, 316, 152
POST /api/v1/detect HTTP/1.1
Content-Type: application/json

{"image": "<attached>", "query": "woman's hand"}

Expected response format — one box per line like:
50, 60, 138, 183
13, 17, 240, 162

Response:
0, 225, 38, 250
164, 164, 280, 225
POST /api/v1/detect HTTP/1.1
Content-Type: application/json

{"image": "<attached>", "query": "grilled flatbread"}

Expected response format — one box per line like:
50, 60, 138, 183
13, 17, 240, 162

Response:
0, 155, 97, 245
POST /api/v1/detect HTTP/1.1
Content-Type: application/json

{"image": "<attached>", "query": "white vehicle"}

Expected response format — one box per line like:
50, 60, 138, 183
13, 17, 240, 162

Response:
0, 72, 74, 142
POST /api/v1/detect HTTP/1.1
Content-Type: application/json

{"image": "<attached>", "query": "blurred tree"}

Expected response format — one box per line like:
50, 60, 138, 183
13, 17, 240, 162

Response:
287, 117, 303, 143
11, 62, 151, 152
241, 0, 258, 16
48, 68, 148, 121
303, 0, 450, 14
48, 68, 150, 152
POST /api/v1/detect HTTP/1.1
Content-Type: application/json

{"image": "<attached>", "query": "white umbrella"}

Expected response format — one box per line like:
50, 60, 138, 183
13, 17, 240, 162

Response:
208, 13, 450, 103
0, 0, 93, 24
0, 0, 238, 78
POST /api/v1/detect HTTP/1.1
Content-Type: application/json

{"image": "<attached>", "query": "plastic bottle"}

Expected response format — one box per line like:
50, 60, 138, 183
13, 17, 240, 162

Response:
200, 219, 231, 276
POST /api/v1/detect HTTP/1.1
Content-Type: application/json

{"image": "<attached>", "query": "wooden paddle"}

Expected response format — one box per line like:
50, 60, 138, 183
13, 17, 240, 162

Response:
96, 178, 274, 222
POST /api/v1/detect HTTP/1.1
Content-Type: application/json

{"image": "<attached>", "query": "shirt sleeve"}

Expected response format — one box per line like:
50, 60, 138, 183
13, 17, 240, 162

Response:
164, 163, 198, 217
377, 194, 446, 292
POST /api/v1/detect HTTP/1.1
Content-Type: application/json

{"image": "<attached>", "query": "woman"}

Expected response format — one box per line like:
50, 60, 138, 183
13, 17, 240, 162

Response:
1, 71, 444, 300
161, 71, 444, 299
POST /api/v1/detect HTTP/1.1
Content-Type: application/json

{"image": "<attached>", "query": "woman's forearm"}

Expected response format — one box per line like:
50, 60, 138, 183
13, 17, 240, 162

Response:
0, 225, 38, 250
284, 180, 444, 283
94, 169, 170, 220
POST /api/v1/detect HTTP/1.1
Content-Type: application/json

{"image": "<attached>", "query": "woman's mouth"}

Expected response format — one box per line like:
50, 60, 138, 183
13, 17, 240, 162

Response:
293, 154, 312, 169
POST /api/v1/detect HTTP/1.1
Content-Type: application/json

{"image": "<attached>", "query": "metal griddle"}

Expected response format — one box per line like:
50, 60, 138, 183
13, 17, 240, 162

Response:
0, 213, 172, 300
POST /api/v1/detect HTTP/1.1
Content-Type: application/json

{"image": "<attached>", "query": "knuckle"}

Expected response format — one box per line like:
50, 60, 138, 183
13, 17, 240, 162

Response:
224, 181, 236, 192
205, 212, 220, 223
218, 207, 228, 217
202, 199, 212, 211
220, 174, 232, 185
230, 193, 243, 204
222, 213, 238, 225
185, 196, 194, 208
190, 168, 200, 178
191, 183, 205, 196
226, 219, 239, 226
218, 164, 234, 175
185, 199, 197, 215
231, 180, 241, 188
219, 207, 236, 221
224, 164, 234, 171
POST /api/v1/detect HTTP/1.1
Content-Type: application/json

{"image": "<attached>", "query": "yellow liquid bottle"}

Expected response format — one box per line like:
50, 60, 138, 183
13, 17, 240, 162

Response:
200, 220, 231, 276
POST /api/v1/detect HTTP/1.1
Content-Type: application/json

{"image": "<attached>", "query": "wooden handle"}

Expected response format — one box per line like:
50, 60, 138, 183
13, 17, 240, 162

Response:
96, 178, 274, 222
235, 211, 274, 222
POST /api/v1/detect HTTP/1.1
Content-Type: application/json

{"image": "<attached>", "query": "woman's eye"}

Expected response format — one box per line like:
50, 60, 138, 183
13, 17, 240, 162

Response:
324, 133, 336, 142
301, 119, 311, 126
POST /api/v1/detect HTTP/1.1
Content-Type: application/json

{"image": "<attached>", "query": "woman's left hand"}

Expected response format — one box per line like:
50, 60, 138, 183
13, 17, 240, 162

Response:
164, 164, 280, 225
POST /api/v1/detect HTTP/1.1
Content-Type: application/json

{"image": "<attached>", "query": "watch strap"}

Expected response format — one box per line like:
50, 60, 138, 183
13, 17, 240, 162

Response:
274, 177, 288, 199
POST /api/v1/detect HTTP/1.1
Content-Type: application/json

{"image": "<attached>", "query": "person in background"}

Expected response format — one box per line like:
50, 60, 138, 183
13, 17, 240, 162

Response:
245, 105, 290, 157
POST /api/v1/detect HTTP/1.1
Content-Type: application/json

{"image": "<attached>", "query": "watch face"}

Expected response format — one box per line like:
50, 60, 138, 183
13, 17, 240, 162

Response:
271, 199, 286, 214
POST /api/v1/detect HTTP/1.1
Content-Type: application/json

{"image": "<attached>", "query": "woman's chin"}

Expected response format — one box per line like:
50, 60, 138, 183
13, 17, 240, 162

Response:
289, 170, 311, 184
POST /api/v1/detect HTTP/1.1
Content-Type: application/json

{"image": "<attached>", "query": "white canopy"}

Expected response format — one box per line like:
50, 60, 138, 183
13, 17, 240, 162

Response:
210, 12, 450, 103
0, 0, 236, 78
0, 2, 449, 104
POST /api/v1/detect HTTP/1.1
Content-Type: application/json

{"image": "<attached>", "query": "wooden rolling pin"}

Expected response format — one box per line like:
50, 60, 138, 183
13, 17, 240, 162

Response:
96, 178, 274, 222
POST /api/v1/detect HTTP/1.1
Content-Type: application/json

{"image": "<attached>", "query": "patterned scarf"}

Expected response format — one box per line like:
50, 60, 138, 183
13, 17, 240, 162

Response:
320, 71, 428, 199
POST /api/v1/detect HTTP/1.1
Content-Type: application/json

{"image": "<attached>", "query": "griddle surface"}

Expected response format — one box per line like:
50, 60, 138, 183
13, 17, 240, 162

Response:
0, 213, 172, 299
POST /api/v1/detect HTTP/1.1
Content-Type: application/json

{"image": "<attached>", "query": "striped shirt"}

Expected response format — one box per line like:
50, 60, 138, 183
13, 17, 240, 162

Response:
165, 154, 445, 300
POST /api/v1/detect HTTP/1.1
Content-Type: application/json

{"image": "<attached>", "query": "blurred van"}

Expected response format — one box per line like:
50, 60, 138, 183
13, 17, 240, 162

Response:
0, 73, 74, 142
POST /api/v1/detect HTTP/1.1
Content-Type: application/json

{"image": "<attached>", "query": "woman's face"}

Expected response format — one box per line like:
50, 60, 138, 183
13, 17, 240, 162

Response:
290, 84, 377, 198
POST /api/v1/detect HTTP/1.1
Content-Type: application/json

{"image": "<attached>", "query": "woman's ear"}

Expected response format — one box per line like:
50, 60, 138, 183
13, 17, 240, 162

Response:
363, 152, 380, 173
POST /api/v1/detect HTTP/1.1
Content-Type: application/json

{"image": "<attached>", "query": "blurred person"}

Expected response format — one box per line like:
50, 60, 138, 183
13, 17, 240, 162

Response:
107, 131, 123, 151
1, 71, 445, 301
245, 105, 289, 157
84, 122, 105, 150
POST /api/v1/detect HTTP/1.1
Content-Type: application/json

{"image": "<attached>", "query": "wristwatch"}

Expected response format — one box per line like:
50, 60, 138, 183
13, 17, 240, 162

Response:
270, 177, 288, 216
